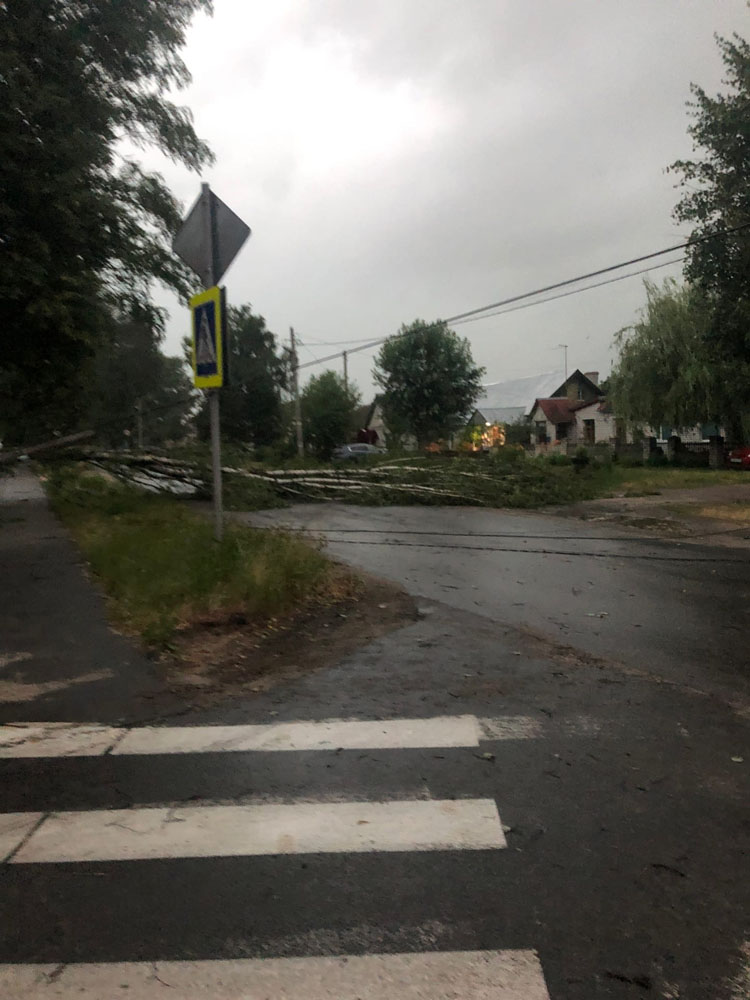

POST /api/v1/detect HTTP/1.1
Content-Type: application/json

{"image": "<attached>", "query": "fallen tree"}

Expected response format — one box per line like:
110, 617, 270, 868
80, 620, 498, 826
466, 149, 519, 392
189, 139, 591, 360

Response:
51, 449, 603, 510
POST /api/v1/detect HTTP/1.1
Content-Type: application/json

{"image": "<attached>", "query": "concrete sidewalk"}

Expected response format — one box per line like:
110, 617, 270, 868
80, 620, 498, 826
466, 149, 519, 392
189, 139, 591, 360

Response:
0, 467, 180, 724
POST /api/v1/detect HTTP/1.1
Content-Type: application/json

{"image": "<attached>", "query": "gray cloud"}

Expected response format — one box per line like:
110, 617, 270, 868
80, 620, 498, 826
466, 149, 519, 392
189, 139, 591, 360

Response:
149, 0, 747, 399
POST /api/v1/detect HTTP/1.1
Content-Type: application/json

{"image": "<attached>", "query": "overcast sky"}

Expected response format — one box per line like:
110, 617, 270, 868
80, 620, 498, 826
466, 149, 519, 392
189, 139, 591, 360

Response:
145, 0, 748, 399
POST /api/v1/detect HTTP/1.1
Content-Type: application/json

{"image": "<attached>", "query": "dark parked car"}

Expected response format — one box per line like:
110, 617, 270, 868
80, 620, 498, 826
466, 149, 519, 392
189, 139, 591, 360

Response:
332, 443, 386, 462
728, 445, 750, 469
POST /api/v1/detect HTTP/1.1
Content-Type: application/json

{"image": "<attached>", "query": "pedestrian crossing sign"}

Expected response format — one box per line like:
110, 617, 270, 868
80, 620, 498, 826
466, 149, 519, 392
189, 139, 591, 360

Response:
190, 286, 224, 388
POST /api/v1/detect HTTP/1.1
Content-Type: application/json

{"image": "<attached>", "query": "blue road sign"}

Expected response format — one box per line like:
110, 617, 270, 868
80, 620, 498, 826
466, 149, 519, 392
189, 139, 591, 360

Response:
189, 286, 223, 389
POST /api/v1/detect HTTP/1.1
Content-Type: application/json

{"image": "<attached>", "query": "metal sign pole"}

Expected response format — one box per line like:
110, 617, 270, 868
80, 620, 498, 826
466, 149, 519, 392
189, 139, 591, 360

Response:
174, 182, 249, 545
203, 182, 223, 542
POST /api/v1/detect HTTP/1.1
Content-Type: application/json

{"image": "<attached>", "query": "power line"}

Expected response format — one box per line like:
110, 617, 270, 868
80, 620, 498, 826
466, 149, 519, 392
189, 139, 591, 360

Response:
298, 335, 380, 347
451, 255, 686, 327
296, 222, 750, 371
298, 340, 321, 363
295, 254, 680, 370
445, 220, 750, 324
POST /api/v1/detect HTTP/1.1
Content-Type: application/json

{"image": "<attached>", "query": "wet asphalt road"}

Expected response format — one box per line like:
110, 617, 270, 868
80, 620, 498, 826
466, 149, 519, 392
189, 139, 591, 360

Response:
2, 484, 749, 998
244, 503, 750, 701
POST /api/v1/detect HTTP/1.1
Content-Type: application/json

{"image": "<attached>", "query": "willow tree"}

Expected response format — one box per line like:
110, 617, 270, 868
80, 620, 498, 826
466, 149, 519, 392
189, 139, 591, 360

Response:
609, 280, 721, 431
669, 25, 750, 442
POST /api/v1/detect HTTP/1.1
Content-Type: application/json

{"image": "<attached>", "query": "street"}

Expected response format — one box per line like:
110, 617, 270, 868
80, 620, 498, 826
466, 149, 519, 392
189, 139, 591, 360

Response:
1, 488, 749, 997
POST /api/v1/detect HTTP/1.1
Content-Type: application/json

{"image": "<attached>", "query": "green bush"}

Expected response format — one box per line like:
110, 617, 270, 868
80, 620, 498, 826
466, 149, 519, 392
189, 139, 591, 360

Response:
46, 465, 149, 516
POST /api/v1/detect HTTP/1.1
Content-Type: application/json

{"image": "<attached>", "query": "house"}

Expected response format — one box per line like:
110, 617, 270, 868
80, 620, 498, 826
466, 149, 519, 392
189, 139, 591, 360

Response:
548, 370, 603, 405
529, 397, 590, 445
528, 370, 628, 448
575, 398, 623, 445
353, 399, 386, 445
353, 397, 417, 450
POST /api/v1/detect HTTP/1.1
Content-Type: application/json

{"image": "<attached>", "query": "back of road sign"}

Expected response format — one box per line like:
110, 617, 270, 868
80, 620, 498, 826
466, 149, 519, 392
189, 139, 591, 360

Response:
190, 286, 223, 389
174, 191, 251, 288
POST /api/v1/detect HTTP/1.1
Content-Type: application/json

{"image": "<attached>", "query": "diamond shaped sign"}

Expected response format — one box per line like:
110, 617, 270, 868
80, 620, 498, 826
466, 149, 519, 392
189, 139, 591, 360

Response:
173, 187, 251, 286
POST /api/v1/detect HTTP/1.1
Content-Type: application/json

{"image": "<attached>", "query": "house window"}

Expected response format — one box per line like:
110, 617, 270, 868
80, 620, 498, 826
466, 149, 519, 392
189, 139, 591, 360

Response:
577, 386, 584, 400
535, 421, 547, 443
556, 423, 569, 440
583, 419, 595, 444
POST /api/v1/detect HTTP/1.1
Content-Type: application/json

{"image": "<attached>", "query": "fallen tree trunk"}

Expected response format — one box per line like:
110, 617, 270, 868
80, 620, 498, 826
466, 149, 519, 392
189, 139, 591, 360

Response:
0, 430, 95, 465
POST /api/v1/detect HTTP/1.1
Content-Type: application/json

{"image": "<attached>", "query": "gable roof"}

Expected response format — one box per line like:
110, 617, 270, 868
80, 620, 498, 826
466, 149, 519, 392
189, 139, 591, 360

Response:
550, 369, 603, 399
530, 398, 590, 424
575, 398, 613, 415
353, 404, 372, 429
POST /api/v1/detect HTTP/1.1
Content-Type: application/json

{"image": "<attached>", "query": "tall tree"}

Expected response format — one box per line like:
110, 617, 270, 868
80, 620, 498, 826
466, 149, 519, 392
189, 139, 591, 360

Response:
373, 320, 485, 447
91, 317, 194, 448
0, 0, 212, 445
193, 305, 288, 446
669, 24, 750, 441
302, 371, 361, 460
609, 279, 720, 430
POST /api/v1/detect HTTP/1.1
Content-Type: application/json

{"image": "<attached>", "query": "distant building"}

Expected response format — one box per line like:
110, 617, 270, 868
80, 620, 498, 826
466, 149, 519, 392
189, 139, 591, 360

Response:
474, 371, 565, 413
529, 371, 631, 448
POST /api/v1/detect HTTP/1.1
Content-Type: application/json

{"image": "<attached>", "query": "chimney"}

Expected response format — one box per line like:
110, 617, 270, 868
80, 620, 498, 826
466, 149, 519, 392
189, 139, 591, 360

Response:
584, 371, 599, 386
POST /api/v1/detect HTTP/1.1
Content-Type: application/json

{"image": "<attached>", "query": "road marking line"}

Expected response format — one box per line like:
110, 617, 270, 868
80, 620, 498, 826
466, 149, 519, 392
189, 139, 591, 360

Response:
0, 723, 122, 758
10, 798, 505, 863
0, 812, 45, 861
0, 950, 550, 998
0, 713, 558, 760
113, 715, 482, 755
478, 716, 543, 740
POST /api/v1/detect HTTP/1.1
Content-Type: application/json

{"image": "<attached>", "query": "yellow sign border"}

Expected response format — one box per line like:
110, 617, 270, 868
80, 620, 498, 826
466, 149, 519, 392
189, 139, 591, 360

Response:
190, 286, 223, 389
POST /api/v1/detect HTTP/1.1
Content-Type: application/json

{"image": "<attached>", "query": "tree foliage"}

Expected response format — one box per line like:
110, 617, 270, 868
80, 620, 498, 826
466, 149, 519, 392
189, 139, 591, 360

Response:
609, 280, 720, 429
302, 371, 361, 460
668, 24, 750, 439
0, 0, 212, 444
90, 317, 194, 448
194, 305, 288, 446
373, 320, 485, 446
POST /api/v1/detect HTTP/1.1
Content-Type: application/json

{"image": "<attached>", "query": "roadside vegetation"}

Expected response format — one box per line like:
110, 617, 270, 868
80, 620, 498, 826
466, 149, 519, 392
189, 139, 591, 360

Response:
45, 466, 349, 648
60, 446, 748, 516
605, 465, 746, 496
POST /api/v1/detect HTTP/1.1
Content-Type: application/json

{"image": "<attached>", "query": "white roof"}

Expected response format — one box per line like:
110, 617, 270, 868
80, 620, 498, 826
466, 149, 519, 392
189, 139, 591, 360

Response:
475, 371, 565, 411
471, 406, 527, 425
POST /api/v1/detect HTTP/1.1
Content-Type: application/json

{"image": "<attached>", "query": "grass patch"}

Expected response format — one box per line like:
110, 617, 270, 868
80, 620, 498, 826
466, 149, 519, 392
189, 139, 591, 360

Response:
602, 466, 746, 495
45, 465, 341, 647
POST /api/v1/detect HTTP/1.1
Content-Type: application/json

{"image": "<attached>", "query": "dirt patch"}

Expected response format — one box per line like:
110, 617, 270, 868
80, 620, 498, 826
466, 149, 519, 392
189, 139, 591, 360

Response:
0, 670, 114, 704
161, 571, 417, 707
558, 483, 750, 548
688, 501, 750, 523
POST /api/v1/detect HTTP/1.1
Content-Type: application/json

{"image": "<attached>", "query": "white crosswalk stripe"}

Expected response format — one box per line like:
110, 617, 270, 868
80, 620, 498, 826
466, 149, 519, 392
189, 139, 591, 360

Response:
0, 714, 551, 998
1, 951, 549, 998
9, 799, 505, 863
0, 713, 554, 758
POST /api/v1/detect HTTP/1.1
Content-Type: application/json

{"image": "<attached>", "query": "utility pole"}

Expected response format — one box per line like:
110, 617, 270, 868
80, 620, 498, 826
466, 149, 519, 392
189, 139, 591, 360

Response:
558, 343, 568, 381
203, 181, 223, 542
136, 398, 144, 451
343, 350, 348, 392
290, 327, 304, 457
